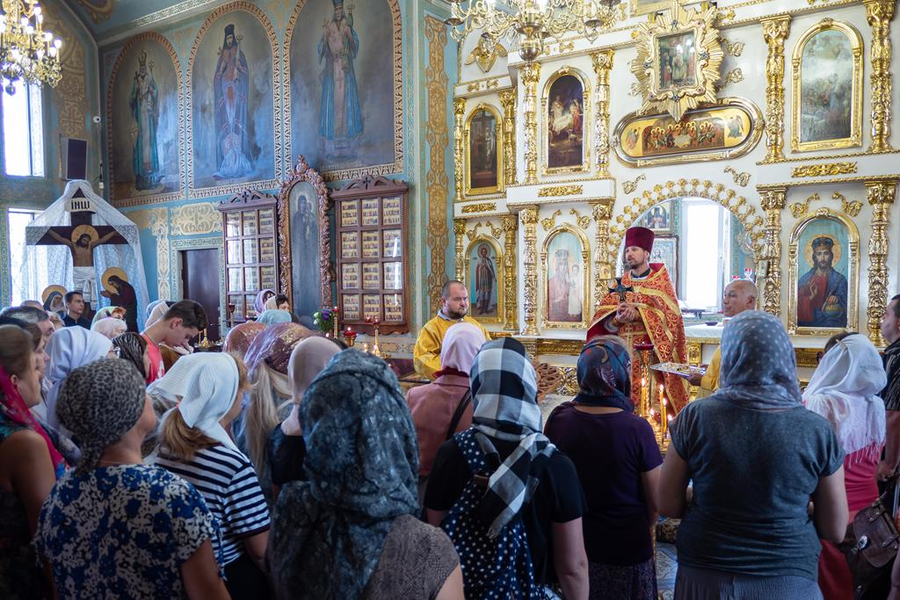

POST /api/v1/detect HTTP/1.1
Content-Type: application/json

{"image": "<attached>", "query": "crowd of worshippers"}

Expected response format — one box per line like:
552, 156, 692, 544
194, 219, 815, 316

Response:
4, 290, 900, 600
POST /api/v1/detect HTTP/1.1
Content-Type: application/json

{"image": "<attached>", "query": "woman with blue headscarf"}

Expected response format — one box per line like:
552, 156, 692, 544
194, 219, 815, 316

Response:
659, 311, 849, 599
545, 335, 662, 600
268, 349, 463, 599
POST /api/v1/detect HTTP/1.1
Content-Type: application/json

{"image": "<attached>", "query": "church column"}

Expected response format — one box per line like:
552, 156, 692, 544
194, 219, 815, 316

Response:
761, 16, 791, 163
865, 0, 895, 153
866, 177, 897, 346
522, 62, 541, 185
758, 186, 786, 317
499, 90, 517, 186
453, 219, 466, 281
591, 49, 614, 178
501, 215, 519, 331
520, 206, 539, 335
453, 98, 466, 203
591, 199, 615, 313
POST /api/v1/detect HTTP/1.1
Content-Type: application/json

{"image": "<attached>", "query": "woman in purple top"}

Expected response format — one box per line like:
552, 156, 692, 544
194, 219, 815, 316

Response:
545, 335, 662, 600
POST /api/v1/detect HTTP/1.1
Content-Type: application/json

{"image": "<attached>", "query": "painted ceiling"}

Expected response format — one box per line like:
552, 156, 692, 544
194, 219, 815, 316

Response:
60, 0, 228, 42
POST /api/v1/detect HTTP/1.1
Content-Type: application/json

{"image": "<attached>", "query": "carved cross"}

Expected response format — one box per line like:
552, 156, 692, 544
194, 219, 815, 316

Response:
608, 277, 633, 302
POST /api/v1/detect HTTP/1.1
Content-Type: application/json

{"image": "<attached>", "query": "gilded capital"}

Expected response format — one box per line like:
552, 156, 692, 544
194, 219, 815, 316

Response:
591, 198, 614, 221
520, 207, 539, 225
501, 214, 518, 233
453, 218, 467, 235
591, 49, 614, 78
760, 187, 787, 211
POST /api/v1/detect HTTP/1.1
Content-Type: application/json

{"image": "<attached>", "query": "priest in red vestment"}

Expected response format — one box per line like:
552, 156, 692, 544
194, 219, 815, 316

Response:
587, 226, 690, 413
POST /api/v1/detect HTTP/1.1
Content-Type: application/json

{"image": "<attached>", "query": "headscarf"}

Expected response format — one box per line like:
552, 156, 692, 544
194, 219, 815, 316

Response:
91, 316, 127, 339
57, 358, 146, 475
470, 338, 556, 538
146, 301, 169, 328
265, 296, 279, 311
0, 365, 65, 473
255, 289, 275, 314
223, 322, 266, 357
244, 322, 313, 378
257, 309, 292, 326
713, 310, 802, 410
434, 322, 486, 378
112, 332, 147, 379
156, 353, 242, 451
804, 334, 887, 459
91, 306, 123, 325
43, 291, 63, 313
270, 349, 418, 598
574, 335, 633, 411
43, 327, 113, 430
281, 337, 342, 436
145, 299, 165, 319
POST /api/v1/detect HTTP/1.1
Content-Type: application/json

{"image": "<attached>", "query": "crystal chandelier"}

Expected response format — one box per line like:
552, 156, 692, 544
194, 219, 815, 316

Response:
445, 0, 622, 63
0, 0, 62, 95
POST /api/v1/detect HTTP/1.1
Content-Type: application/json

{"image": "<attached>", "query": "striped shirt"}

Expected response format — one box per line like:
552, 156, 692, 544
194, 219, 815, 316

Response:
156, 445, 270, 565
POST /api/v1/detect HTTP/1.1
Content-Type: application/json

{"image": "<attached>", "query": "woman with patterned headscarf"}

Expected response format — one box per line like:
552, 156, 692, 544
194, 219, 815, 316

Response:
545, 335, 662, 600
223, 322, 266, 358
254, 289, 275, 316
34, 359, 229, 599
425, 338, 588, 599
268, 349, 463, 599
660, 311, 848, 599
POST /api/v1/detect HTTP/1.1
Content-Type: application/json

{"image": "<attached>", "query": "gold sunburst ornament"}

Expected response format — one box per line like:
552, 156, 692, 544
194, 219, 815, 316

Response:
630, 1, 723, 121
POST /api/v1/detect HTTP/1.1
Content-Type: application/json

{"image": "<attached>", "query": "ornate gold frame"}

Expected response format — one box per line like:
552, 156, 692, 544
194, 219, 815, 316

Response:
463, 235, 504, 325
541, 67, 591, 176
791, 19, 864, 153
277, 155, 333, 310
630, 0, 689, 17
612, 97, 764, 167
540, 224, 591, 330
465, 104, 504, 196
787, 208, 859, 336
631, 2, 724, 121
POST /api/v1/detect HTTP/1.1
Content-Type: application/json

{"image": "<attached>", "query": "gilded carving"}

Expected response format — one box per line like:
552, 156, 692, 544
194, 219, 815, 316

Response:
453, 98, 466, 203
718, 68, 744, 90
426, 18, 451, 315
761, 16, 791, 162
520, 207, 539, 335
499, 90, 517, 187
833, 192, 863, 217
461, 202, 497, 214
537, 338, 583, 356
169, 203, 223, 236
454, 219, 466, 281
541, 209, 562, 232
623, 175, 646, 195
865, 0, 895, 153
538, 185, 584, 198
866, 178, 897, 346
591, 199, 615, 312
501, 215, 518, 331
570, 209, 591, 231
758, 186, 786, 317
465, 37, 507, 72
720, 38, 745, 57
591, 49, 614, 178
521, 62, 541, 185
791, 162, 858, 178
145, 208, 171, 300
723, 167, 750, 187
789, 193, 821, 219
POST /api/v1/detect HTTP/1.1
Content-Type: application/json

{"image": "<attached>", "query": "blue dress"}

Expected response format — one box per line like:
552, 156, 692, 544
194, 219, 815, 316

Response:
35, 464, 220, 599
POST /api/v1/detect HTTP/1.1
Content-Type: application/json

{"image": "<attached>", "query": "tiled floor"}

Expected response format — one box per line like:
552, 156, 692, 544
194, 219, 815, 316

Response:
657, 542, 677, 599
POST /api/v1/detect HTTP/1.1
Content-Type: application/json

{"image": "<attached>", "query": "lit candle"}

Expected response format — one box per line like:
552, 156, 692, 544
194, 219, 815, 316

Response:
660, 397, 668, 439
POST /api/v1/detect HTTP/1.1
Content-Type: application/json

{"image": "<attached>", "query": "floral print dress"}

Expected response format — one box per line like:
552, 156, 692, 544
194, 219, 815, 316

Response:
35, 464, 220, 599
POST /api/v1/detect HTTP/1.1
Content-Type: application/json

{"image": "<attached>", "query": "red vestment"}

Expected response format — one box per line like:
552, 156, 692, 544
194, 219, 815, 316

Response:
797, 273, 827, 324
587, 264, 690, 413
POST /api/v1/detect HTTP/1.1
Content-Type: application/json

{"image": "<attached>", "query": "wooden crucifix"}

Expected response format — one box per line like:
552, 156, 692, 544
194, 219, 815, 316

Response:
35, 189, 127, 311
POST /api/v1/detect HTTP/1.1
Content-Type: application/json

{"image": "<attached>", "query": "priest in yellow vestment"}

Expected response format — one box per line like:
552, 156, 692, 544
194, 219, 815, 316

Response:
414, 280, 490, 378
587, 226, 690, 413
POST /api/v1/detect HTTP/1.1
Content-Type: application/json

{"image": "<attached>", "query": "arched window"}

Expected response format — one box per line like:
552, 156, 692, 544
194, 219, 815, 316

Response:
2, 81, 44, 177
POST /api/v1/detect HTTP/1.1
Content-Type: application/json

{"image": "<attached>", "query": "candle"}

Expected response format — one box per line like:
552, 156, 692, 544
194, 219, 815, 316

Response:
660, 397, 668, 438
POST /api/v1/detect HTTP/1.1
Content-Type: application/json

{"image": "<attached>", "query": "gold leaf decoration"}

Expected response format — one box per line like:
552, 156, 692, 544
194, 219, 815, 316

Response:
789, 193, 820, 218
833, 192, 863, 217
461, 202, 497, 214
541, 209, 562, 232
570, 209, 591, 231
465, 38, 507, 73
537, 185, 583, 197
723, 167, 750, 187
623, 174, 646, 194
791, 162, 858, 178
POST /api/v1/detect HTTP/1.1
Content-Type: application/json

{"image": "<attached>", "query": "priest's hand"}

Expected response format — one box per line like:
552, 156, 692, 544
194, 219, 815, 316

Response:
878, 460, 896, 482
616, 303, 638, 324
687, 373, 703, 386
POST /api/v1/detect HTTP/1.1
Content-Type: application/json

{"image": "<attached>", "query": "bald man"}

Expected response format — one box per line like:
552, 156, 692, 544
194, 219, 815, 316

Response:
688, 279, 758, 395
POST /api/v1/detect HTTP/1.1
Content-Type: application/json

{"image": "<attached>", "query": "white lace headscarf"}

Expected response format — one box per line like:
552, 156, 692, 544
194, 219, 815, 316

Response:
803, 334, 887, 459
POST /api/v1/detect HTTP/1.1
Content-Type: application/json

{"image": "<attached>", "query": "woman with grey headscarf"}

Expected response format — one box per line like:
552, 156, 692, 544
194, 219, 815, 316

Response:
268, 349, 463, 599
659, 311, 849, 599
34, 359, 229, 600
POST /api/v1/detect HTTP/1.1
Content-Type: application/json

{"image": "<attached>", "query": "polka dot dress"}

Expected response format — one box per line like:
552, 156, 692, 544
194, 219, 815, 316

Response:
441, 429, 544, 599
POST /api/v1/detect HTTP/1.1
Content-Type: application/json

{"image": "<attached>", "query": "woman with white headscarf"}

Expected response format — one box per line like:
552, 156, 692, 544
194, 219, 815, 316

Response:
38, 326, 113, 431
153, 352, 270, 600
803, 333, 887, 600
91, 316, 127, 340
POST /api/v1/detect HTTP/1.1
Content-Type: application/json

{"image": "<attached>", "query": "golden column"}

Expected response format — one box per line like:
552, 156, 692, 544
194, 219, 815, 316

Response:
865, 0, 895, 153
453, 98, 467, 203
591, 50, 615, 178
499, 90, 517, 186
453, 219, 466, 281
521, 62, 542, 185
761, 16, 791, 163
866, 177, 897, 346
501, 215, 519, 331
520, 206, 539, 335
591, 199, 615, 313
758, 186, 786, 317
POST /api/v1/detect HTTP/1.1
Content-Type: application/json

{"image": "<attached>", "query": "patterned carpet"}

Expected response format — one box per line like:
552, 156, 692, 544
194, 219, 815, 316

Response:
657, 542, 677, 599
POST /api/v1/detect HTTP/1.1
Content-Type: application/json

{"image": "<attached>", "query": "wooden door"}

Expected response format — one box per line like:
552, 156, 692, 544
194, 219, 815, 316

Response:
181, 248, 221, 341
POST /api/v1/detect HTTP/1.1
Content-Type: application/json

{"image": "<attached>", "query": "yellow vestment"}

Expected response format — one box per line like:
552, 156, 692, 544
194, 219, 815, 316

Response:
413, 314, 490, 379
